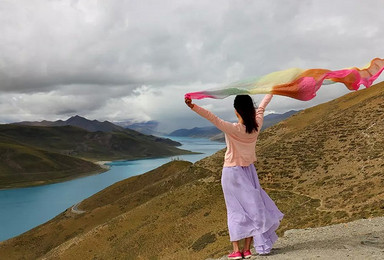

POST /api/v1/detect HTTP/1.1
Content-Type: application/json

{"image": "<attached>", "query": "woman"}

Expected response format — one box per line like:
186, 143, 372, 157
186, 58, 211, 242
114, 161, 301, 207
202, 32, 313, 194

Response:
185, 94, 284, 259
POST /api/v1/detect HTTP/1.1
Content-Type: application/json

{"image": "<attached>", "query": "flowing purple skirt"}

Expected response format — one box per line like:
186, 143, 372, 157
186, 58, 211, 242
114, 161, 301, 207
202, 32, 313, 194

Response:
221, 164, 284, 254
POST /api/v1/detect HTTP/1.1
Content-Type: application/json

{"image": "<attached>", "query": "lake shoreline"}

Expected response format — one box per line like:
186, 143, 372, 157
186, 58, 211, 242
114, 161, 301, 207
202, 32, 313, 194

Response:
0, 167, 109, 190
0, 150, 200, 190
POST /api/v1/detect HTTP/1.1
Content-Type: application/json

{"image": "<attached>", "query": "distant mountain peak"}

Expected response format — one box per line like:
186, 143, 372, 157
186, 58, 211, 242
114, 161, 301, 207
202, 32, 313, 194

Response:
13, 115, 124, 133
66, 115, 86, 121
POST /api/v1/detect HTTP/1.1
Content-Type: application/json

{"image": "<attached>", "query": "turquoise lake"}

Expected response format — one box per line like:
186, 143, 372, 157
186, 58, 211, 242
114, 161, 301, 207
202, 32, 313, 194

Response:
0, 137, 225, 242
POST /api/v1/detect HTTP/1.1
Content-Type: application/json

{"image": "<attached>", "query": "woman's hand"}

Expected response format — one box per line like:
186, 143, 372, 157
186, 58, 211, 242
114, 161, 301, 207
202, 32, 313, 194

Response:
185, 97, 194, 109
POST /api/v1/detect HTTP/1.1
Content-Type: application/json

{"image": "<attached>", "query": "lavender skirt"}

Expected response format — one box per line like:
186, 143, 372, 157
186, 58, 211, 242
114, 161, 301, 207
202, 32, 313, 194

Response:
221, 164, 284, 254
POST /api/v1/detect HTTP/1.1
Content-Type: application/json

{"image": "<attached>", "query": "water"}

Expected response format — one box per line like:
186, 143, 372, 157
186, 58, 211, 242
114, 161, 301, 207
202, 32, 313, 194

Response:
0, 137, 225, 242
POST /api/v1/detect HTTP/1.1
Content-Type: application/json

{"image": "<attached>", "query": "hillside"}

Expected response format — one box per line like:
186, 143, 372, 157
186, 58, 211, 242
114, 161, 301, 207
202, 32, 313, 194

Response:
0, 138, 102, 189
0, 82, 383, 259
0, 125, 186, 161
0, 124, 191, 188
261, 110, 300, 129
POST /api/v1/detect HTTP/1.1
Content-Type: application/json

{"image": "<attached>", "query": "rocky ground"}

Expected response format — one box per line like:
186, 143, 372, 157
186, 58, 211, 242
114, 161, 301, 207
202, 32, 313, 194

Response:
209, 217, 384, 260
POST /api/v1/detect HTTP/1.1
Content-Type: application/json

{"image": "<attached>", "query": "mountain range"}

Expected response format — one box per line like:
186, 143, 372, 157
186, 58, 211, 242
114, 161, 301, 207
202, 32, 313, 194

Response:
1, 82, 383, 259
170, 110, 300, 142
14, 115, 125, 132
0, 117, 192, 188
261, 110, 300, 129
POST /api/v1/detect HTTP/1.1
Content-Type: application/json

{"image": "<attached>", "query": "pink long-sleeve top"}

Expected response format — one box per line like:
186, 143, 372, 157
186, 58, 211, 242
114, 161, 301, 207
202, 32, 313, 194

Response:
191, 94, 273, 167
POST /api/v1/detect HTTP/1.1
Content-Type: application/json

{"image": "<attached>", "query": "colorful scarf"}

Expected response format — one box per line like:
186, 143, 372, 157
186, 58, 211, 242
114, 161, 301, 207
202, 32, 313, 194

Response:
185, 58, 384, 101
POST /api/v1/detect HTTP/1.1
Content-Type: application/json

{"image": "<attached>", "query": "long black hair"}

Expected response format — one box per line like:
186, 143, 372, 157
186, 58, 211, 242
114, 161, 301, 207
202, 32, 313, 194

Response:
234, 95, 258, 133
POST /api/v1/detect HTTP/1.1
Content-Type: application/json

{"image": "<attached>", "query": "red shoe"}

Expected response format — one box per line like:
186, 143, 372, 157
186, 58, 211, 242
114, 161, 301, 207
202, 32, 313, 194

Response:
228, 251, 242, 260
243, 250, 252, 259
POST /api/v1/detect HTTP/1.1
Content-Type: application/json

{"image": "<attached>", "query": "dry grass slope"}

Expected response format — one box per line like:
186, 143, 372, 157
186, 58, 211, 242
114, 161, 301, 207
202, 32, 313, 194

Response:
0, 82, 383, 259
0, 125, 192, 188
0, 141, 103, 188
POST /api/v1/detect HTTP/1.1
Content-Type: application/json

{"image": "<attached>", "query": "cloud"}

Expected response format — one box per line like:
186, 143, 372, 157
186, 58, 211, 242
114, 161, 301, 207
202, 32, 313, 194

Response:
0, 0, 383, 132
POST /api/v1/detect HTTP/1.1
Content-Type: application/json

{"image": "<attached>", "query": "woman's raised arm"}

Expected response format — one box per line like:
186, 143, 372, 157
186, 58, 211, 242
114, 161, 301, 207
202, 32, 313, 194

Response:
185, 97, 235, 133
255, 94, 273, 129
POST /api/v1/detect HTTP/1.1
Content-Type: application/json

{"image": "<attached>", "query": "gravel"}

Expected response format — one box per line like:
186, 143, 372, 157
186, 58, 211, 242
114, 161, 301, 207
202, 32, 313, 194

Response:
208, 216, 384, 260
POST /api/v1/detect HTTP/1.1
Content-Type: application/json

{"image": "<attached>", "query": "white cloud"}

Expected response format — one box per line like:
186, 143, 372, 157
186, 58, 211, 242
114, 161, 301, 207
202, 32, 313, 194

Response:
0, 0, 383, 132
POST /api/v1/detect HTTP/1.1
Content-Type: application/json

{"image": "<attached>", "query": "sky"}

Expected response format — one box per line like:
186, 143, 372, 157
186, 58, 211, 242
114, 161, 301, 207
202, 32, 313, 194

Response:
1, 0, 383, 133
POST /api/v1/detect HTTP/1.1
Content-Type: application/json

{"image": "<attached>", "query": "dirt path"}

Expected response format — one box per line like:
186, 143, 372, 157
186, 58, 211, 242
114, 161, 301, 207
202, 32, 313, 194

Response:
71, 202, 85, 214
208, 216, 384, 259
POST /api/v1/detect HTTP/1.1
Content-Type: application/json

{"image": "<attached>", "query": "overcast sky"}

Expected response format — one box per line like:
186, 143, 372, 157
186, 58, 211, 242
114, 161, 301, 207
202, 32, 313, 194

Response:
1, 0, 383, 132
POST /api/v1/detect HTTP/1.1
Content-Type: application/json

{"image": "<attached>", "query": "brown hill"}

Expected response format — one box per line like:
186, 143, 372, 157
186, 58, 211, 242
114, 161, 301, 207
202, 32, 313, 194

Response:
0, 124, 185, 161
0, 82, 383, 259
0, 139, 102, 189
0, 124, 191, 188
